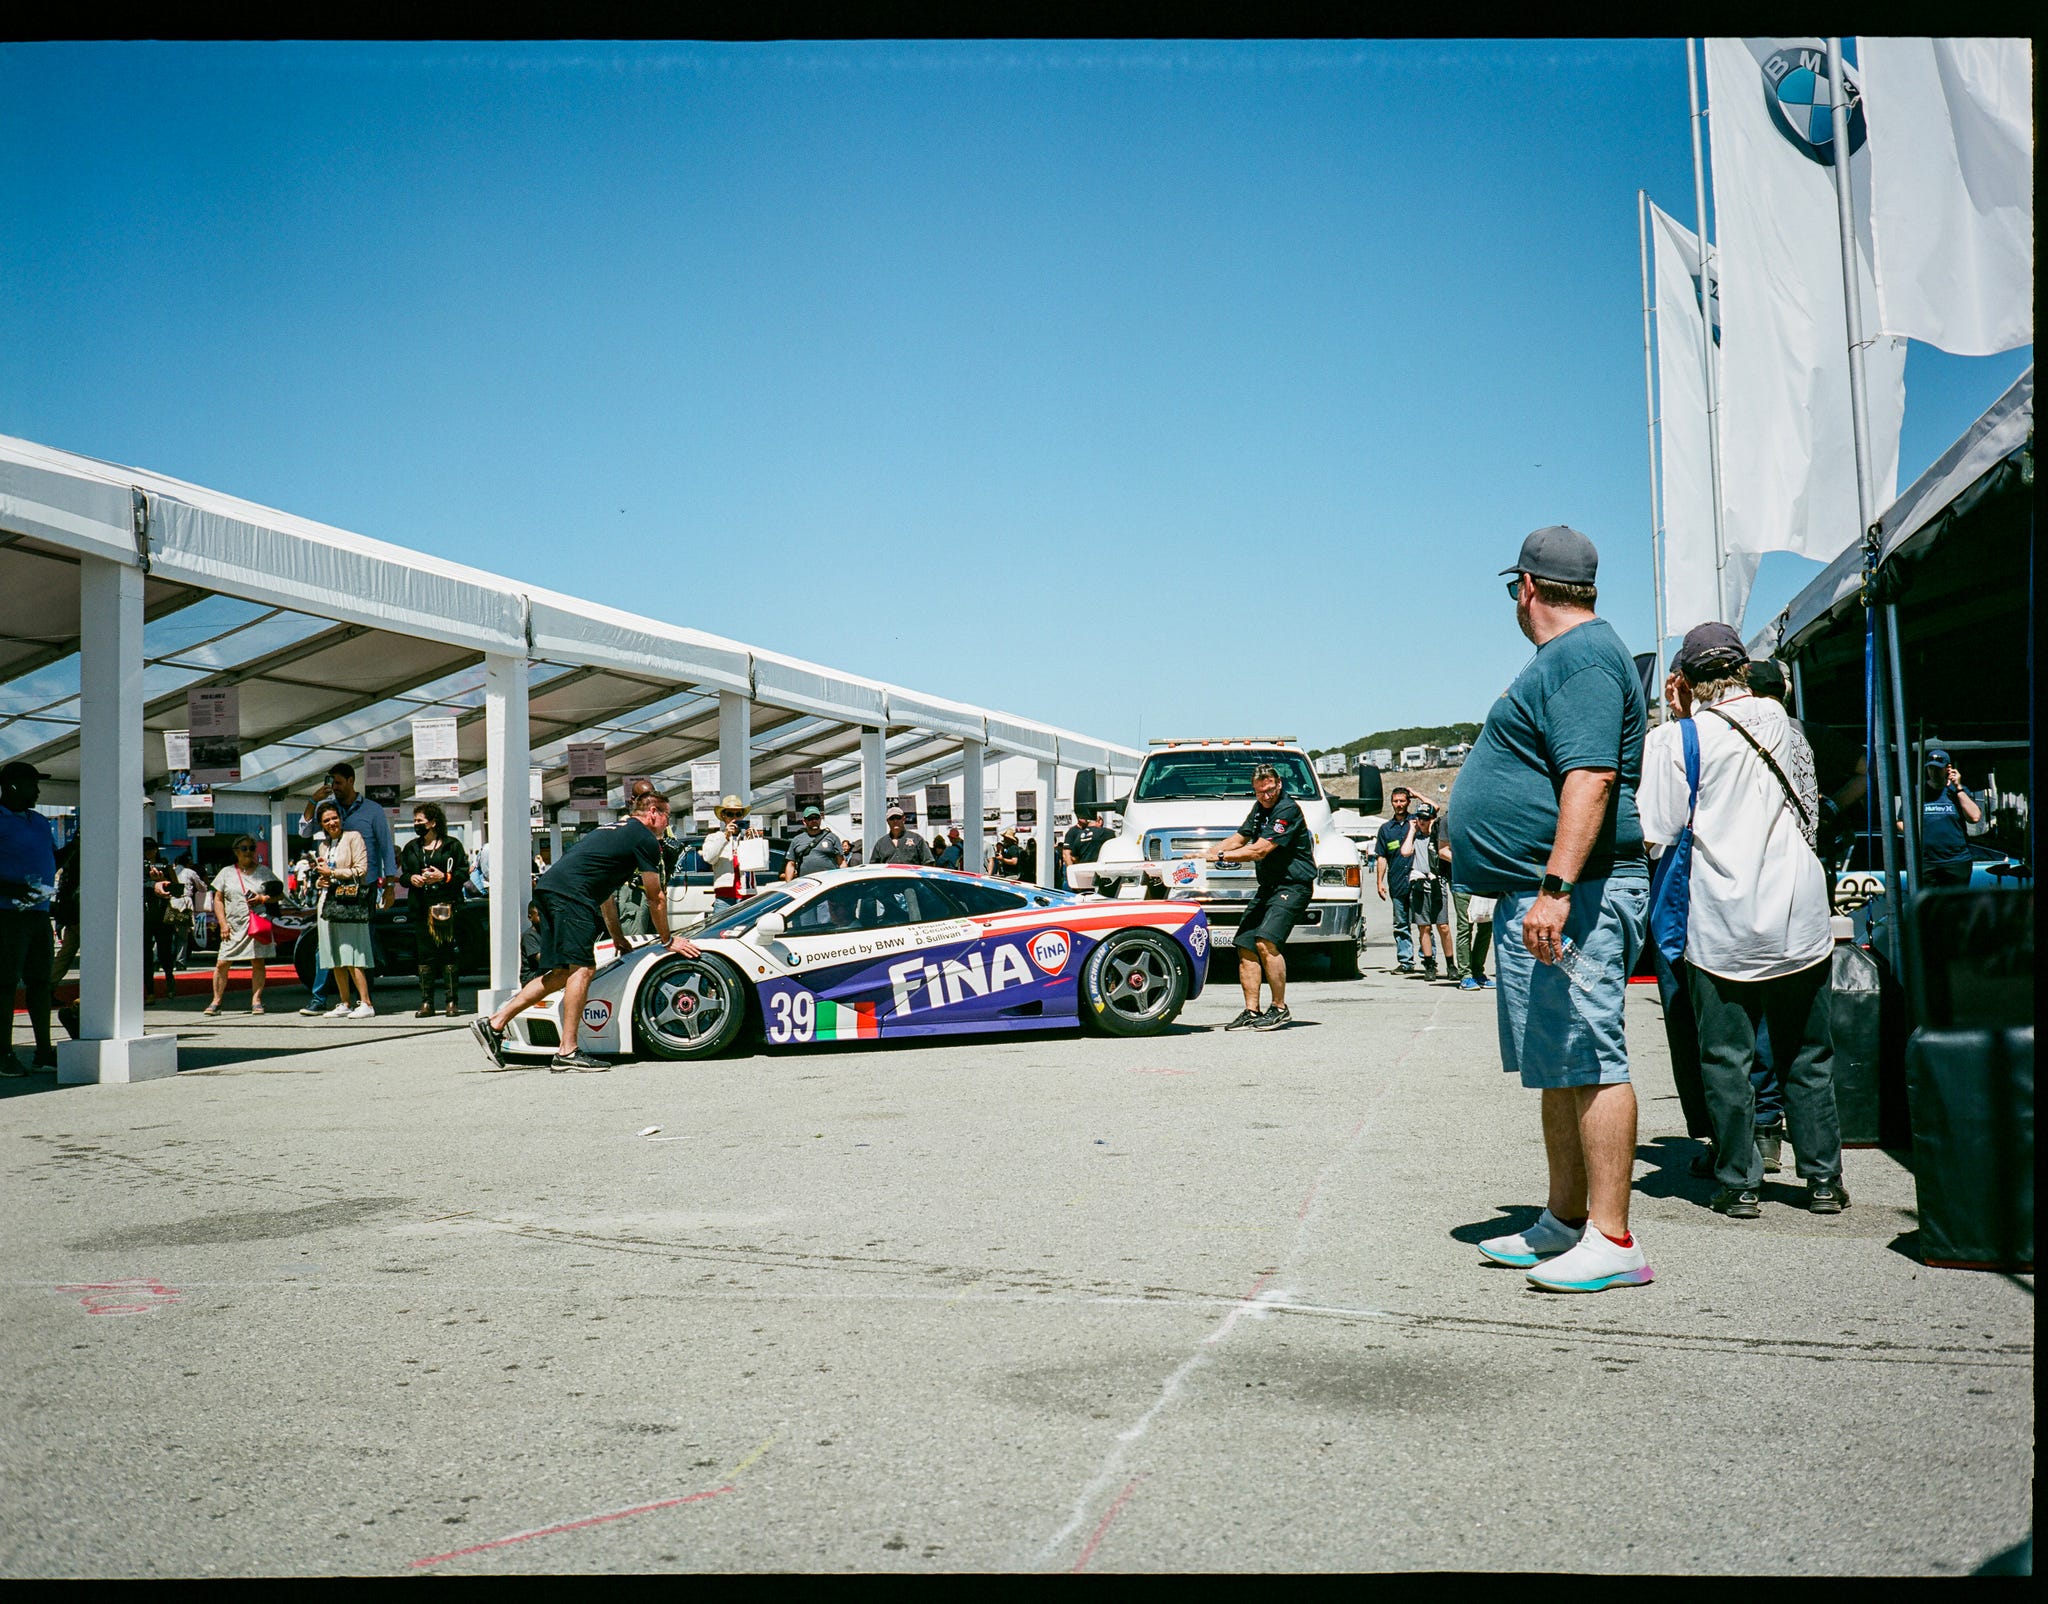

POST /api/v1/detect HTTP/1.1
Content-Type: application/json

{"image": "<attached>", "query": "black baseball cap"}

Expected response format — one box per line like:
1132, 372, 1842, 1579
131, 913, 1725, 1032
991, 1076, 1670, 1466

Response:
1500, 525, 1599, 585
0, 760, 49, 787
1675, 621, 1748, 681
1745, 658, 1788, 699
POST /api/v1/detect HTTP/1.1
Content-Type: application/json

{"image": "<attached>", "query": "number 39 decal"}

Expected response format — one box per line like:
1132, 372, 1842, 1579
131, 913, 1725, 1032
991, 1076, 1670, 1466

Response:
766, 989, 816, 1043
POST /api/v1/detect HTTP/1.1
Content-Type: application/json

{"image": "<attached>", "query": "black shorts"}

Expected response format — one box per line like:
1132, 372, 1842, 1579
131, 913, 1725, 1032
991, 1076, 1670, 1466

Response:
533, 889, 604, 973
1233, 883, 1312, 950
1409, 878, 1448, 924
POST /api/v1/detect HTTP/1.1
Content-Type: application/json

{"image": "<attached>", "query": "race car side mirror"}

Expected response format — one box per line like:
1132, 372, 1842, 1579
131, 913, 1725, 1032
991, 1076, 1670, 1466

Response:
752, 910, 786, 939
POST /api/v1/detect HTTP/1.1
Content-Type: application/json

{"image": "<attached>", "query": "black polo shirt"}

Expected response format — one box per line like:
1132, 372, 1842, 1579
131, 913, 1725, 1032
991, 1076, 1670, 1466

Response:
1063, 823, 1114, 864
1238, 796, 1317, 889
537, 816, 665, 907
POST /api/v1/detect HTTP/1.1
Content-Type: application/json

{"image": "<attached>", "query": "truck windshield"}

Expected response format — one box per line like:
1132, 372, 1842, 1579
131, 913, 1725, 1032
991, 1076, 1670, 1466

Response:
1132, 751, 1319, 801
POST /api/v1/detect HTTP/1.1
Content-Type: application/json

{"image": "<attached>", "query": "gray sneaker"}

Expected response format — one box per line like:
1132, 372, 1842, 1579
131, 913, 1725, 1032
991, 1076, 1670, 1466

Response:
1253, 1005, 1294, 1032
550, 1050, 609, 1073
1223, 1008, 1265, 1031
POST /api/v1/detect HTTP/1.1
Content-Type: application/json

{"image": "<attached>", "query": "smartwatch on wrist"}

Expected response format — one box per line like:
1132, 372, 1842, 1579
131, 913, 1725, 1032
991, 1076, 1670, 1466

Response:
1539, 873, 1574, 899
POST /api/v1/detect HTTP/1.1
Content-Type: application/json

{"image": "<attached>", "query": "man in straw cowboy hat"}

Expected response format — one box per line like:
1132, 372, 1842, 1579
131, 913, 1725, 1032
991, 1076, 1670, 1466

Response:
702, 794, 767, 905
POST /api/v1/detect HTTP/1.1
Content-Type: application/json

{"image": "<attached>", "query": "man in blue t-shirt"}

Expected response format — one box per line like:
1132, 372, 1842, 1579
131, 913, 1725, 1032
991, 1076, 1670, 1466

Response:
1448, 525, 1651, 1295
0, 760, 59, 1074
1915, 748, 1983, 888
1372, 787, 1418, 972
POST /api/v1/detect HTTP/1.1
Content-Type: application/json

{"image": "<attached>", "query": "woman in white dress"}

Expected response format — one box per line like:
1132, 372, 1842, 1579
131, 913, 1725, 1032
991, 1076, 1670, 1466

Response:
203, 835, 276, 1015
312, 800, 376, 1018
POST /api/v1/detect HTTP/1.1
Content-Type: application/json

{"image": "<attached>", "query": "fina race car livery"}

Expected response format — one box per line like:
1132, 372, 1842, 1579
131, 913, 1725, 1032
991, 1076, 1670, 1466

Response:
500, 865, 1210, 1062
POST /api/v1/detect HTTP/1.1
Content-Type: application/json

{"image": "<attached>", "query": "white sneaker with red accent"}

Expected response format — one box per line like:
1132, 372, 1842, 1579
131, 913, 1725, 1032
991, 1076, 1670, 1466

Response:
1525, 1227, 1653, 1292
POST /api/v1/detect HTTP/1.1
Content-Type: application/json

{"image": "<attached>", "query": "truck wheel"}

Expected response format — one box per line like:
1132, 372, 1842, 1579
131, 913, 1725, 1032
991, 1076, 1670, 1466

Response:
1327, 931, 1364, 980
632, 952, 749, 1060
1080, 929, 1189, 1036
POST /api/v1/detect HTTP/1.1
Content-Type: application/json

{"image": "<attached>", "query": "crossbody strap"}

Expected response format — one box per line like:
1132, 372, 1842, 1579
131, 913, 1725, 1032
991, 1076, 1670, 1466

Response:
1705, 706, 1810, 827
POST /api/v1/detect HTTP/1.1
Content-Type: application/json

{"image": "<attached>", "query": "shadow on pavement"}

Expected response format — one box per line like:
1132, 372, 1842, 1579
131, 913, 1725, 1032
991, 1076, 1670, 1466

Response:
1447, 1204, 1543, 1247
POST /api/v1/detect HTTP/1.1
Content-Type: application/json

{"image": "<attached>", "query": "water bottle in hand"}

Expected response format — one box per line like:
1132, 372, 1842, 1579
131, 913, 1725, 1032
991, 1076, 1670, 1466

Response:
1553, 936, 1601, 996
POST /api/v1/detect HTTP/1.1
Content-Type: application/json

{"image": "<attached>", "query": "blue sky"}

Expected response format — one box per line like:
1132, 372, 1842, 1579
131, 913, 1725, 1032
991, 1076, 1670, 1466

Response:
0, 40, 2028, 751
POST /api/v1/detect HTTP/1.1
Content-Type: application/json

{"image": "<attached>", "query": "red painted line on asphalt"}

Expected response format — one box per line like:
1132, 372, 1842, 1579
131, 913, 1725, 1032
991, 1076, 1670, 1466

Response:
408, 1485, 734, 1568
1071, 1476, 1144, 1573
1131, 1066, 1191, 1076
1296, 1179, 1321, 1218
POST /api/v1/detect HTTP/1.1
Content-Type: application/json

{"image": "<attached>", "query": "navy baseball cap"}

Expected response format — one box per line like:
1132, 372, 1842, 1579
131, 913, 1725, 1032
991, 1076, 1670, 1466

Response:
1500, 525, 1599, 585
1924, 748, 1951, 769
1675, 622, 1748, 681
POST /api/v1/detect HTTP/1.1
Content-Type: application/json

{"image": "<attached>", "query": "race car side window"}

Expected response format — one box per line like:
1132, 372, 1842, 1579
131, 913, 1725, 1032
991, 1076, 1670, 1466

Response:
931, 880, 1029, 916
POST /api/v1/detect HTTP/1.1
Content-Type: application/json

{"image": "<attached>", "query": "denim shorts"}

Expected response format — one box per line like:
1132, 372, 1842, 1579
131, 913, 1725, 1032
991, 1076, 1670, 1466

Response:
1493, 865, 1648, 1089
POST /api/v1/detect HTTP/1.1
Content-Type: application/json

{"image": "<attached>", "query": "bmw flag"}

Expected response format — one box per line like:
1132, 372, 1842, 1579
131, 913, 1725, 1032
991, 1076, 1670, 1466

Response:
1705, 38, 1907, 565
1860, 38, 2033, 356
1649, 200, 1761, 630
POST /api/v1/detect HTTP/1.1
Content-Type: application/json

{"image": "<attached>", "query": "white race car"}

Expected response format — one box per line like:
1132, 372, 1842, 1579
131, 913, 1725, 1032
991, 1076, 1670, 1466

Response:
501, 865, 1212, 1061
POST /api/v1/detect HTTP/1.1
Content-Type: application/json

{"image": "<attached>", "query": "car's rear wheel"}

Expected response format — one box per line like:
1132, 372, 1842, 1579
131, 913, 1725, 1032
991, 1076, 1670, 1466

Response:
1080, 928, 1189, 1036
632, 952, 749, 1060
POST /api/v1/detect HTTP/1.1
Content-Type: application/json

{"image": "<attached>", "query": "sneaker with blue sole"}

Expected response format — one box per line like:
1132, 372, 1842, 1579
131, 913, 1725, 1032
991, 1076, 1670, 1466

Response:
1525, 1228, 1653, 1292
1477, 1208, 1583, 1268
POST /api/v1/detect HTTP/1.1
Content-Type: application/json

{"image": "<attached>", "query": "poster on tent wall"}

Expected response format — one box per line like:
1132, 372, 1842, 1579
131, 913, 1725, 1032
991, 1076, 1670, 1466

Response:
183, 810, 215, 838
690, 760, 720, 826
792, 768, 825, 814
364, 751, 402, 808
1015, 790, 1037, 828
889, 794, 918, 827
924, 785, 952, 824
186, 688, 241, 784
411, 716, 462, 799
529, 767, 545, 829
566, 743, 608, 813
162, 730, 210, 805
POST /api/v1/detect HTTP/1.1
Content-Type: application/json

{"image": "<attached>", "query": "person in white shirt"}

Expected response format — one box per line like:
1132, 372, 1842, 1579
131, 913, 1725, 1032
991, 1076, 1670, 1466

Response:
1639, 623, 1846, 1219
701, 795, 764, 905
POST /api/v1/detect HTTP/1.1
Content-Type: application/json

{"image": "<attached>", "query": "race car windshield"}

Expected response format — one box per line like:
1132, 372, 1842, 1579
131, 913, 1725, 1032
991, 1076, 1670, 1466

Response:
683, 888, 795, 940
1132, 750, 1318, 801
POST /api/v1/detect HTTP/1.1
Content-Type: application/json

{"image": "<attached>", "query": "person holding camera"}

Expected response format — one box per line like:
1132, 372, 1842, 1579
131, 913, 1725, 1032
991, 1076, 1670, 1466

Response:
311, 799, 376, 1019
297, 762, 396, 1014
1915, 747, 1983, 889
1400, 800, 1456, 982
703, 794, 767, 904
401, 801, 470, 1017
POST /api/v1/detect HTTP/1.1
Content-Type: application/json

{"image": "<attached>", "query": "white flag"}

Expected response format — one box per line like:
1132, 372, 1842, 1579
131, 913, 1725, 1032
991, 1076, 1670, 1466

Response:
1649, 202, 1763, 632
1707, 38, 1908, 563
1861, 37, 2033, 355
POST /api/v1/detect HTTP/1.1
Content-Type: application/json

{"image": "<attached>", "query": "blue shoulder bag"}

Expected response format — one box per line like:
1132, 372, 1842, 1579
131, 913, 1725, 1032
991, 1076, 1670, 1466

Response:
1646, 717, 1700, 965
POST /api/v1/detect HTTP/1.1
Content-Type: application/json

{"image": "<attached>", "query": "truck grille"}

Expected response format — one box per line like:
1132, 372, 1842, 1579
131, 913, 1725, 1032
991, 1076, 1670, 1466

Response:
1142, 828, 1233, 861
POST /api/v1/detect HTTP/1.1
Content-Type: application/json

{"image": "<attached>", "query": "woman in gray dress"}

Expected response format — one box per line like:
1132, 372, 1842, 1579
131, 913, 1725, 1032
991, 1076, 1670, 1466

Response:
203, 835, 277, 1015
313, 799, 376, 1018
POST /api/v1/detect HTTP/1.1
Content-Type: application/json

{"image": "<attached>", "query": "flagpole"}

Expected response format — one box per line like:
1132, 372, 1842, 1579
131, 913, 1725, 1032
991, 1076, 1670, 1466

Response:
1636, 190, 1668, 676
1686, 38, 1731, 624
1826, 37, 1914, 974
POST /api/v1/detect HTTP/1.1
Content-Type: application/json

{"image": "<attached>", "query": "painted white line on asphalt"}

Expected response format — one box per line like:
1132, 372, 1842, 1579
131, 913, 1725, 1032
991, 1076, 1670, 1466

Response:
1029, 996, 1447, 1570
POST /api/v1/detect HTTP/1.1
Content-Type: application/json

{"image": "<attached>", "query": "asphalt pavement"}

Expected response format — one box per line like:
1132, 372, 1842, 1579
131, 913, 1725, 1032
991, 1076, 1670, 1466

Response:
1, 900, 2033, 1575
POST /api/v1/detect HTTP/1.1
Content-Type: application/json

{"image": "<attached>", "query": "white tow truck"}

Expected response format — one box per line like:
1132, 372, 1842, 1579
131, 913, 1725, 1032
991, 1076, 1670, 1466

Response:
1068, 739, 1383, 978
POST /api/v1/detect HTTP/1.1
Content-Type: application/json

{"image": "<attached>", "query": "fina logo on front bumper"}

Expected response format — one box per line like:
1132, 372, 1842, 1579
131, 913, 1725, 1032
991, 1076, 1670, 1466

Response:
888, 943, 1037, 1016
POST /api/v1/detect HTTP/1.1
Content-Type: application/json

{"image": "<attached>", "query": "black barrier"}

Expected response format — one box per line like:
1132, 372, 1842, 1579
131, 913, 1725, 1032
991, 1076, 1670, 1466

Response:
1903, 887, 2035, 1271
1830, 940, 1884, 1147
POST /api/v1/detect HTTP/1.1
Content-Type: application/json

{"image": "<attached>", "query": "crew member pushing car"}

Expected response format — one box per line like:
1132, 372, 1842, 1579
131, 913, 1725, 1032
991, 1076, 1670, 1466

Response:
471, 791, 699, 1074
1205, 761, 1317, 1032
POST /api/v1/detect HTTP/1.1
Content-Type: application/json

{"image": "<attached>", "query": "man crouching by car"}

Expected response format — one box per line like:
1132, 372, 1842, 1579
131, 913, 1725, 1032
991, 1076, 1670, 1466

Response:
1205, 761, 1317, 1033
471, 791, 698, 1074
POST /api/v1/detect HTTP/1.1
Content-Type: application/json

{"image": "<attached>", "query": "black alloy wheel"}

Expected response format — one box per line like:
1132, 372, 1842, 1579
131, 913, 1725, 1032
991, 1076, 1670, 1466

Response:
1079, 928, 1190, 1036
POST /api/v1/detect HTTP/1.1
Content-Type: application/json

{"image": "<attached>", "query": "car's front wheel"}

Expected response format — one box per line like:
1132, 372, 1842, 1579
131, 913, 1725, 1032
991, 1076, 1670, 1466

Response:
632, 952, 749, 1060
1079, 928, 1190, 1036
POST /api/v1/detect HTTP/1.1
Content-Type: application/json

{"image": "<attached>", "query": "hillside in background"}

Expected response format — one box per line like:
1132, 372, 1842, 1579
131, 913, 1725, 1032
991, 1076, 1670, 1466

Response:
1312, 723, 1481, 760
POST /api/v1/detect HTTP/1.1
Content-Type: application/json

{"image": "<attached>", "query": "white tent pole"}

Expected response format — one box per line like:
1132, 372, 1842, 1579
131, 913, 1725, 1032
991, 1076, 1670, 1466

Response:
718, 690, 752, 809
859, 727, 887, 861
481, 653, 531, 1011
1687, 38, 1732, 623
960, 738, 986, 873
61, 556, 176, 1084
1637, 189, 1668, 674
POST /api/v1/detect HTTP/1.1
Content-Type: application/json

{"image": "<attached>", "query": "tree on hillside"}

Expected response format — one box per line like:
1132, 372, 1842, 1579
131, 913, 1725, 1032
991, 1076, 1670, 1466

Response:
1310, 723, 1481, 761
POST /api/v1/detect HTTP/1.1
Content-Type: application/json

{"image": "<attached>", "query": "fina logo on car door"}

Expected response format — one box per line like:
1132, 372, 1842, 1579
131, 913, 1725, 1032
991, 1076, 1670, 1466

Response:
1028, 929, 1071, 976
